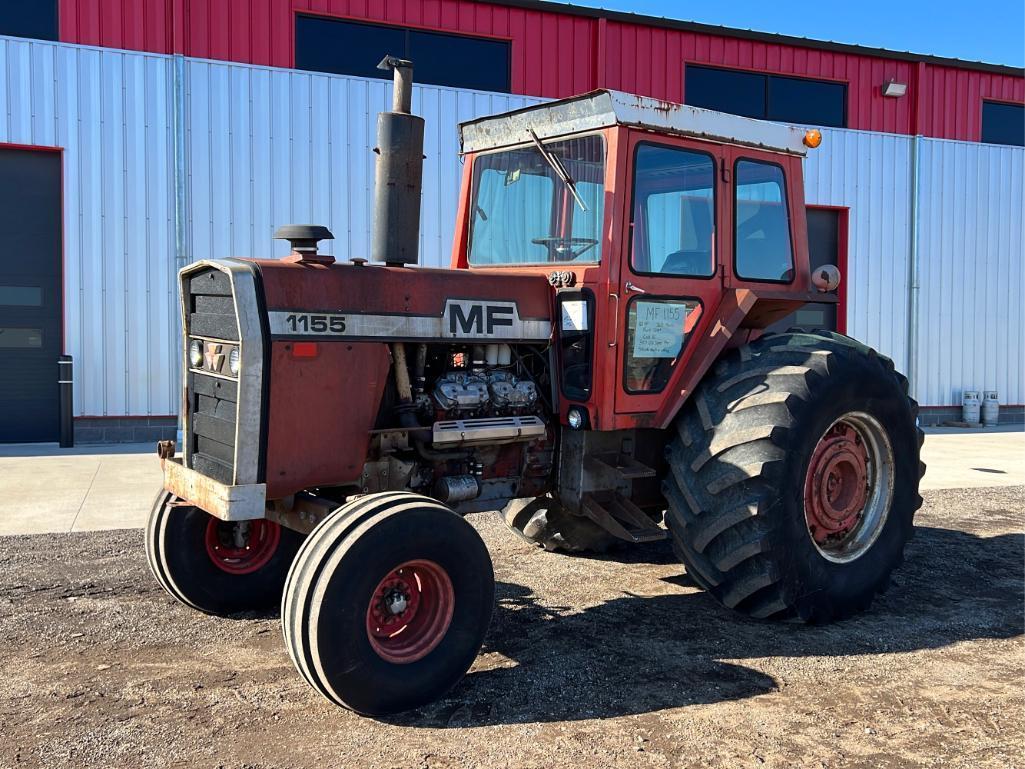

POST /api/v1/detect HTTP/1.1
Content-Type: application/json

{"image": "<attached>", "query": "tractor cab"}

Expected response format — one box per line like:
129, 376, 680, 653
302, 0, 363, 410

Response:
453, 91, 835, 432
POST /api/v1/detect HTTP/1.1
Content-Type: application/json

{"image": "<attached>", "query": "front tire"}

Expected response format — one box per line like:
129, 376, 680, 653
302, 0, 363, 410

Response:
664, 332, 924, 622
145, 491, 303, 615
282, 492, 494, 715
502, 494, 620, 553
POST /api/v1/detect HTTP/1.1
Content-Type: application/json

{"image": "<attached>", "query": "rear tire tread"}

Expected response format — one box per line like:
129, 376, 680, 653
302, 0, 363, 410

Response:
665, 331, 925, 622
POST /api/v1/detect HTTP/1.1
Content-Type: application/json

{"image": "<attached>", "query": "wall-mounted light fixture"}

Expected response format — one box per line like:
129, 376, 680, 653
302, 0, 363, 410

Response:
882, 80, 908, 98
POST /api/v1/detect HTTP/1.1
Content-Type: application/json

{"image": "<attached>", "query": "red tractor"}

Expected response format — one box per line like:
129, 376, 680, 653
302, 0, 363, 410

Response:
148, 58, 923, 715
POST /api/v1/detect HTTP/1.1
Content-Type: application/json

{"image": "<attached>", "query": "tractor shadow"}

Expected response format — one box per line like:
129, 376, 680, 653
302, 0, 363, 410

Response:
393, 525, 1023, 727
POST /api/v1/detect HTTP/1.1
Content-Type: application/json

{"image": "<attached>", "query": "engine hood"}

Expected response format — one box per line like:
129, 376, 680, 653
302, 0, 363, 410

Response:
248, 259, 554, 344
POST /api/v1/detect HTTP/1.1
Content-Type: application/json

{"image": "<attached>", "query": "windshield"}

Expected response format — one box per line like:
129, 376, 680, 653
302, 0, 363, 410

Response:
468, 134, 605, 265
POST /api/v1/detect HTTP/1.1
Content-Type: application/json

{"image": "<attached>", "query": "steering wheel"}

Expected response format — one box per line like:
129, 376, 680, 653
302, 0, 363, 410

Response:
531, 236, 598, 261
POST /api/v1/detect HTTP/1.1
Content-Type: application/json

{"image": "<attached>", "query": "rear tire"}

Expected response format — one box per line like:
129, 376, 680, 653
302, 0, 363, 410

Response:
664, 331, 924, 622
145, 491, 303, 615
502, 494, 619, 553
282, 492, 494, 715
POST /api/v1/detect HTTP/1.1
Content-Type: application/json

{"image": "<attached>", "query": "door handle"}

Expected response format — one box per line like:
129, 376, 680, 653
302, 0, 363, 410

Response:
608, 292, 619, 348
625, 281, 646, 294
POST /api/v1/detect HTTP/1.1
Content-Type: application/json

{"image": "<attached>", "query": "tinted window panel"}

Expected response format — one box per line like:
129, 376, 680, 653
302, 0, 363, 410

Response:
0, 286, 42, 306
0, 328, 43, 348
0, 1, 57, 41
409, 30, 510, 92
469, 135, 605, 265
295, 16, 510, 92
685, 66, 765, 119
686, 65, 848, 128
735, 161, 794, 282
471, 167, 554, 264
631, 144, 715, 277
295, 16, 404, 80
767, 75, 847, 128
982, 101, 1025, 147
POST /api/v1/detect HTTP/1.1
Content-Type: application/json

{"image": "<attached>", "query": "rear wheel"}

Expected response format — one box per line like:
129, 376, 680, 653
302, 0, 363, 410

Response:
145, 491, 303, 615
502, 494, 619, 553
282, 492, 494, 714
664, 331, 924, 622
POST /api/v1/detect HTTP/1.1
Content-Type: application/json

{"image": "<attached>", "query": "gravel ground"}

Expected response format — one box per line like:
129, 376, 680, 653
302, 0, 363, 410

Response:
0, 486, 1022, 769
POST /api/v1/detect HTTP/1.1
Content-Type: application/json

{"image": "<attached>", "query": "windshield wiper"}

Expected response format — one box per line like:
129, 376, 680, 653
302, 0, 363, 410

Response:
527, 127, 587, 213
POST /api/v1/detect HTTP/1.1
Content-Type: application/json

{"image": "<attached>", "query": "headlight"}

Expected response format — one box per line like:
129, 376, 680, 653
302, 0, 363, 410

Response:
189, 340, 203, 368
228, 347, 240, 375
567, 407, 586, 430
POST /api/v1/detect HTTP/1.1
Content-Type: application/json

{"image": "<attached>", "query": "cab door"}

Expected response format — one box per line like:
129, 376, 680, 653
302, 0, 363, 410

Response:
612, 132, 728, 415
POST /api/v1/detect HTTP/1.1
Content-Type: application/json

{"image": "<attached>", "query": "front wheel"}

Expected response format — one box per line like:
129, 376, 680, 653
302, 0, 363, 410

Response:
664, 331, 924, 622
145, 492, 303, 615
281, 492, 494, 715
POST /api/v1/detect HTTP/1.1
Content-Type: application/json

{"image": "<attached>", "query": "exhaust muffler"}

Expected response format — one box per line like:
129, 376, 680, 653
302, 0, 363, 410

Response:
372, 56, 424, 267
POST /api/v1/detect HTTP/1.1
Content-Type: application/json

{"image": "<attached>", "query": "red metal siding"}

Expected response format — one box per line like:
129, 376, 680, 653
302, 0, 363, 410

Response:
919, 64, 1025, 141
60, 0, 173, 53
58, 0, 1023, 141
601, 21, 918, 133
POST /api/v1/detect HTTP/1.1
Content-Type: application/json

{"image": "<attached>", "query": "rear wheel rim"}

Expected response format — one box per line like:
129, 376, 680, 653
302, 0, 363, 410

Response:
803, 412, 894, 563
204, 519, 281, 575
366, 559, 455, 664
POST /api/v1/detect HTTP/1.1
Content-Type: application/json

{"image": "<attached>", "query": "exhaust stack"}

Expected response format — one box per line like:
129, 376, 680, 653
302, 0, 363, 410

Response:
372, 56, 424, 267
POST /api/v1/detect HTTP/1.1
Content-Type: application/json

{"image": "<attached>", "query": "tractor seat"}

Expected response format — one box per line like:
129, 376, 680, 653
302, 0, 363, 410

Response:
660, 250, 713, 277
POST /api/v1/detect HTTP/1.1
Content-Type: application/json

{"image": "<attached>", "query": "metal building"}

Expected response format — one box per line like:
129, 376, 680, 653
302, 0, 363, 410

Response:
0, 0, 1021, 442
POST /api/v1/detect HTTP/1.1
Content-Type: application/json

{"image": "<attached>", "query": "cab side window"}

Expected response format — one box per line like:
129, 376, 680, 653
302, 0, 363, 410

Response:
734, 160, 794, 282
631, 144, 716, 277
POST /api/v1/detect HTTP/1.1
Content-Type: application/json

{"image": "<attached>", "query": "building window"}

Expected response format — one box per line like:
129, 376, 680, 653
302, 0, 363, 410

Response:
982, 101, 1024, 146
734, 160, 794, 282
685, 65, 847, 128
295, 15, 510, 93
0, 0, 58, 42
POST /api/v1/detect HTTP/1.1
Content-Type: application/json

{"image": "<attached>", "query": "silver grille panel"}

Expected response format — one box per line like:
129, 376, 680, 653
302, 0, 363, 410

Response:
432, 415, 546, 447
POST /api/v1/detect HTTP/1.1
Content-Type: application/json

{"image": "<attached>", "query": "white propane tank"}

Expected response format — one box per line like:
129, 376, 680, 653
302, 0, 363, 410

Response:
962, 391, 981, 424
982, 391, 1000, 426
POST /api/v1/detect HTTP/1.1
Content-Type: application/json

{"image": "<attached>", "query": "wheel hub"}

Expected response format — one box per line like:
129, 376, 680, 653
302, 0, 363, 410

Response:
804, 421, 871, 544
366, 560, 454, 665
801, 412, 895, 563
204, 519, 281, 575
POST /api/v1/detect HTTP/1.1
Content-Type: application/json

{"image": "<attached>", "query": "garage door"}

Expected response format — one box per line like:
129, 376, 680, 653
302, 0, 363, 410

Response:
0, 148, 62, 443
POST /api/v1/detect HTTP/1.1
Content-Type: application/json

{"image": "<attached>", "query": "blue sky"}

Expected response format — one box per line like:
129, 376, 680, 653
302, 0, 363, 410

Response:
550, 0, 1025, 67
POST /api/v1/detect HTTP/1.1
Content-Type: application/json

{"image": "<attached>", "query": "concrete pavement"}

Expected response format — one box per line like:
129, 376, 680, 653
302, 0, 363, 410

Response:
0, 425, 1021, 535
0, 442, 161, 535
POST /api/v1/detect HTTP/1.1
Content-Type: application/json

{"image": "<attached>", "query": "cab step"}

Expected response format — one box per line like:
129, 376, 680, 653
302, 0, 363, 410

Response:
587, 452, 657, 480
579, 492, 666, 544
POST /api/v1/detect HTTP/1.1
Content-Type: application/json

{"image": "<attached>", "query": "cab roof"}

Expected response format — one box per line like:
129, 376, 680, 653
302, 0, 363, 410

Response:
459, 89, 809, 157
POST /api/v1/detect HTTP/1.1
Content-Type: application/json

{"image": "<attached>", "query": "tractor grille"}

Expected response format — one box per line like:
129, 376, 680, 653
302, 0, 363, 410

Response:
185, 267, 240, 485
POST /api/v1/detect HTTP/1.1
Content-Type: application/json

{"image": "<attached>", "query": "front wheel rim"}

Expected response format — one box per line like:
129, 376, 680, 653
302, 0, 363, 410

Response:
803, 412, 894, 563
366, 560, 455, 664
204, 519, 281, 575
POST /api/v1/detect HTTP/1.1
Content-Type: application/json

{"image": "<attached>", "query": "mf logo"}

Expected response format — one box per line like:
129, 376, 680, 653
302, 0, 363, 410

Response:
203, 342, 224, 372
445, 300, 517, 337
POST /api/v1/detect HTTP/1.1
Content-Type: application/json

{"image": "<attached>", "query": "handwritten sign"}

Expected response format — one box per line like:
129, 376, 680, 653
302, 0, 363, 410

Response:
560, 300, 588, 332
633, 301, 688, 358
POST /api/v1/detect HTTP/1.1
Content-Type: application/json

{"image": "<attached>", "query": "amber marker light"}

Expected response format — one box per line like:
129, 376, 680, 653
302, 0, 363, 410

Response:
804, 129, 823, 149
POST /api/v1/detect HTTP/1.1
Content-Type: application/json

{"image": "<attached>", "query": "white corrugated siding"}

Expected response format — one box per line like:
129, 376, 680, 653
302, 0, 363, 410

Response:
185, 58, 540, 269
0, 37, 1021, 414
0, 36, 176, 417
916, 139, 1025, 406
804, 129, 914, 373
